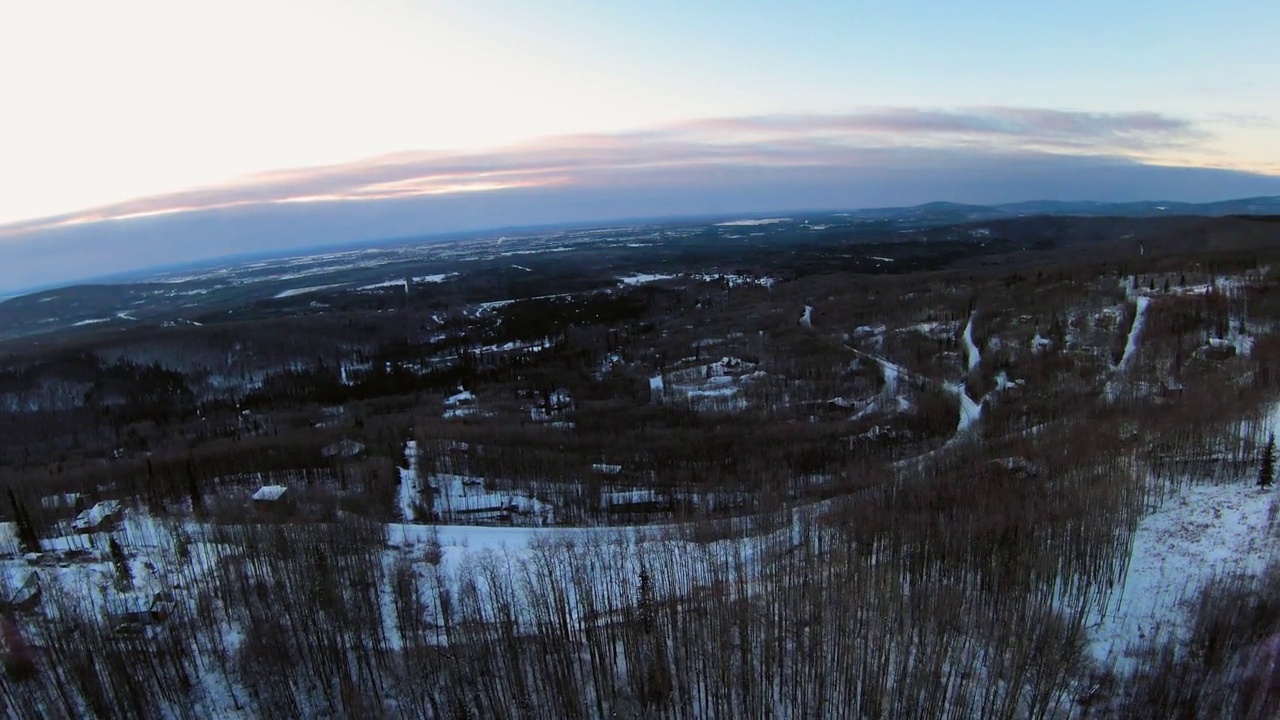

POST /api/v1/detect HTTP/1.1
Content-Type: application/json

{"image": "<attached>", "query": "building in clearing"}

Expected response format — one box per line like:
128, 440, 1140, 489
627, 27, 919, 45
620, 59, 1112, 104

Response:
321, 439, 365, 459
0, 569, 41, 613
252, 485, 288, 503
251, 485, 294, 517
106, 591, 175, 636
599, 489, 671, 514
71, 500, 122, 534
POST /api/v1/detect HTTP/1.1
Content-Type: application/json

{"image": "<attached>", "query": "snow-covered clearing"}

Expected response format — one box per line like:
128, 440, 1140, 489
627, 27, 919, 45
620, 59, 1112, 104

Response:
428, 473, 553, 522
619, 273, 677, 285
273, 283, 349, 299
715, 217, 790, 226
1088, 480, 1277, 670
475, 291, 579, 313
358, 279, 409, 292
690, 273, 776, 288
412, 272, 458, 284
655, 356, 766, 412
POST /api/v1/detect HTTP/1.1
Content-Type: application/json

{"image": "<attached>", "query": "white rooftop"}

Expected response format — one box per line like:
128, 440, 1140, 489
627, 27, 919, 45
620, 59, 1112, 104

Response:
252, 485, 288, 502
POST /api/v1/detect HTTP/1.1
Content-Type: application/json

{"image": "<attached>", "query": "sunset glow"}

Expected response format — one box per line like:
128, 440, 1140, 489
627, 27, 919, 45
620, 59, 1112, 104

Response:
1, 0, 1277, 288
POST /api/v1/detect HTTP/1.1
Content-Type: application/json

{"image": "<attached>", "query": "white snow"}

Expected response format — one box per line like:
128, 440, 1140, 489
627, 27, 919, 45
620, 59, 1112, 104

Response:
427, 473, 553, 522
649, 374, 665, 397
946, 382, 982, 434
993, 371, 1022, 392
511, 264, 532, 272
72, 318, 111, 327
444, 389, 475, 407
619, 273, 677, 285
273, 283, 349, 299
1089, 481, 1277, 668
715, 218, 790, 226
1118, 296, 1150, 371
412, 273, 458, 284
800, 305, 813, 329
358, 279, 409, 292
962, 312, 981, 372
71, 500, 122, 532
868, 256, 895, 263
398, 440, 421, 522
690, 273, 776, 288
250, 485, 287, 502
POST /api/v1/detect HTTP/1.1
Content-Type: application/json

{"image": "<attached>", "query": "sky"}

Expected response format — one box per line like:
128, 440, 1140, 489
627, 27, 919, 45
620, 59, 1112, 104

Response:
2, 0, 1279, 291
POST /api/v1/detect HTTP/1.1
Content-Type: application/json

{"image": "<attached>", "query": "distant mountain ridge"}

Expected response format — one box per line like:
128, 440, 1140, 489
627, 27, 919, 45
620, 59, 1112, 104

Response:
841, 196, 1280, 224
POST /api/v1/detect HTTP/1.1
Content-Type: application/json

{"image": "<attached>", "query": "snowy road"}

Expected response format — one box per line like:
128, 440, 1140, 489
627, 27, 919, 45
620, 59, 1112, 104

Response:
397, 440, 420, 522
1118, 296, 1150, 371
962, 311, 981, 373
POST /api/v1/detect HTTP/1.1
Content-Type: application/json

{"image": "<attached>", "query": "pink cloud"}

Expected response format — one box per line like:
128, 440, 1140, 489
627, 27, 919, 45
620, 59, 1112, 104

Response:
0, 107, 1216, 237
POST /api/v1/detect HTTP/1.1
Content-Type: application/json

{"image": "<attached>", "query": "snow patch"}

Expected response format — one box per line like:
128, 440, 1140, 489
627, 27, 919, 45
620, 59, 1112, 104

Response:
273, 283, 349, 299
715, 217, 790, 226
1089, 481, 1277, 669
619, 273, 677, 285
412, 273, 458, 284
398, 441, 421, 522
1118, 296, 1150, 371
962, 312, 981, 372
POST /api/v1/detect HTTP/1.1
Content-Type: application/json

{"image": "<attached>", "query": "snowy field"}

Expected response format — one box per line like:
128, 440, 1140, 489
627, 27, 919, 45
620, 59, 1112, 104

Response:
1088, 480, 1277, 670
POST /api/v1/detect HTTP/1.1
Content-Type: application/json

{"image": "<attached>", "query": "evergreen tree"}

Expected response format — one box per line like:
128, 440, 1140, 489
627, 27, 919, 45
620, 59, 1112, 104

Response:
109, 536, 133, 591
1259, 434, 1276, 489
5, 489, 40, 554
185, 459, 203, 515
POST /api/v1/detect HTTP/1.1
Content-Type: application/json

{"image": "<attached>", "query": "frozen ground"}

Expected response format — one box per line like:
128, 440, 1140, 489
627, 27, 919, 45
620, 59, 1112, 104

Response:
1087, 480, 1277, 670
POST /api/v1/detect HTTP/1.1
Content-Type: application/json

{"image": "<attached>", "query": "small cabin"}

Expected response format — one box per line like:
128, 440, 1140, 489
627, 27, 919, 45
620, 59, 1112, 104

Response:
251, 485, 294, 517
71, 500, 122, 534
0, 570, 41, 613
444, 389, 476, 408
106, 592, 174, 636
599, 489, 671, 514
321, 439, 365, 459
251, 485, 288, 503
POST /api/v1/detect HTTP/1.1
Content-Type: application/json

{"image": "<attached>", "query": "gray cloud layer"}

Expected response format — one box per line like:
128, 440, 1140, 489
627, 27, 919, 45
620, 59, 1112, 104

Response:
1, 108, 1275, 292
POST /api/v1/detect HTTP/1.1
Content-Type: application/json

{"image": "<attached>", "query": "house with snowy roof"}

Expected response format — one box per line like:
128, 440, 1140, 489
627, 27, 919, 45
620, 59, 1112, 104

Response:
71, 500, 122, 534
251, 485, 293, 516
